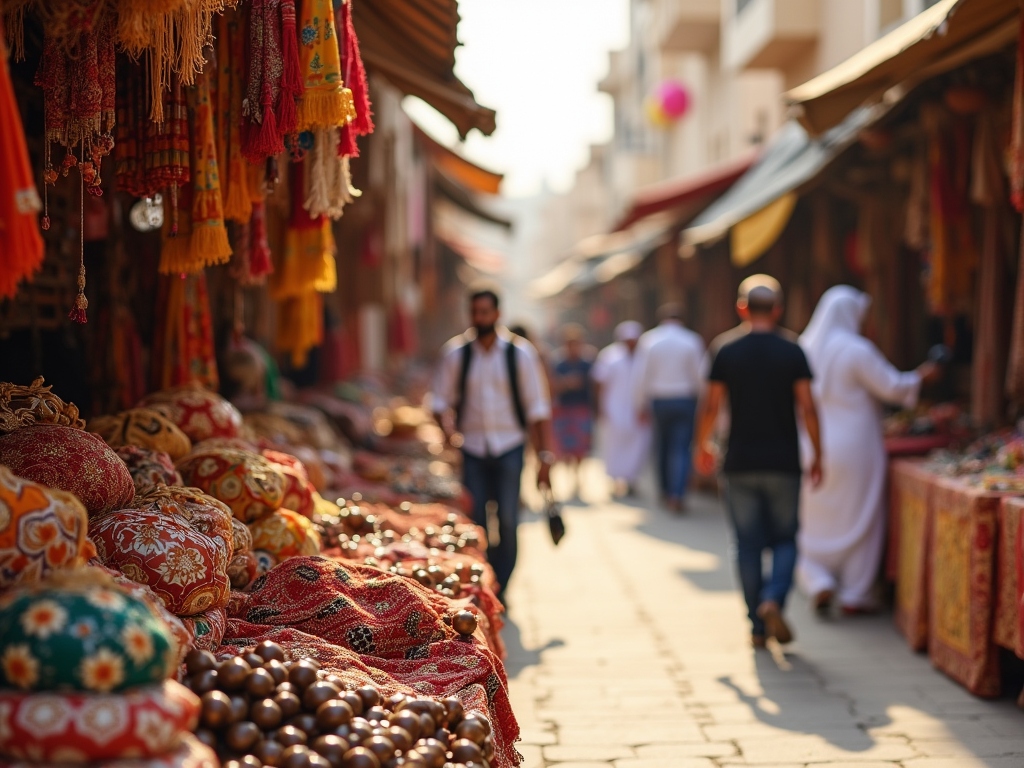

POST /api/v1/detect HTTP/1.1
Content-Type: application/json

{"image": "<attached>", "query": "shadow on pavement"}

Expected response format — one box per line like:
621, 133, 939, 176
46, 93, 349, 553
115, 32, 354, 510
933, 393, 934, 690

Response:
501, 614, 564, 679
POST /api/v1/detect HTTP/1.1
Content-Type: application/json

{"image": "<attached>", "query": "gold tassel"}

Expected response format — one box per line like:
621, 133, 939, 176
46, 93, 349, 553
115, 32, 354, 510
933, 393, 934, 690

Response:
297, 88, 356, 133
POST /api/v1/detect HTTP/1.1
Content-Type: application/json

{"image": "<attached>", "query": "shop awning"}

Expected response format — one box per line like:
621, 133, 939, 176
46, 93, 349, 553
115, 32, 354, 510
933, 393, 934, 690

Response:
682, 108, 875, 253
785, 0, 1019, 136
415, 126, 503, 195
353, 0, 497, 138
437, 234, 506, 274
434, 172, 512, 229
615, 150, 759, 231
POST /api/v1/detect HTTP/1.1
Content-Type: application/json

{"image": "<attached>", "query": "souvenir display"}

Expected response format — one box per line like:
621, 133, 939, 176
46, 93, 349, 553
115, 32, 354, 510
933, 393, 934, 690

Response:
176, 448, 286, 523
247, 508, 322, 560
89, 408, 192, 460
0, 425, 135, 516
138, 386, 244, 443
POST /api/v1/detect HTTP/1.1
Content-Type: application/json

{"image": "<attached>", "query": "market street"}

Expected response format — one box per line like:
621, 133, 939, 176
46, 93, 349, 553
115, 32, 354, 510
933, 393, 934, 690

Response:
504, 461, 1024, 768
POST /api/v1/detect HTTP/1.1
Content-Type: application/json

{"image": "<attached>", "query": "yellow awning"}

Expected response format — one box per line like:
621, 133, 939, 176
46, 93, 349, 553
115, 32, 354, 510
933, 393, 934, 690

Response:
730, 193, 797, 267
785, 0, 1019, 136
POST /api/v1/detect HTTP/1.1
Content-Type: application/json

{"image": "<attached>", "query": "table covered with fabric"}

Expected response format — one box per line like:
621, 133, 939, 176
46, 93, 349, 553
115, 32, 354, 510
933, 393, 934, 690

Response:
889, 460, 937, 651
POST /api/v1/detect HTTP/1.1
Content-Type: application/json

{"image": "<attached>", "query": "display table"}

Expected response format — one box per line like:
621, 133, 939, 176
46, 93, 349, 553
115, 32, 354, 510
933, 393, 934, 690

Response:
890, 460, 936, 651
927, 478, 1005, 697
996, 498, 1024, 658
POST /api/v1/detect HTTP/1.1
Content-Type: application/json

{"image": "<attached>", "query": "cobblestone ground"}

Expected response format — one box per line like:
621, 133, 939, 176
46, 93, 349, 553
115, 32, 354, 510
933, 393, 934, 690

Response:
503, 461, 1024, 768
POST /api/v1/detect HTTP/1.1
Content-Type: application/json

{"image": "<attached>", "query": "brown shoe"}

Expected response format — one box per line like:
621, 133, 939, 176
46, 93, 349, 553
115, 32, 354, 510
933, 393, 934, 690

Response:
757, 601, 794, 645
751, 634, 767, 649
813, 590, 834, 618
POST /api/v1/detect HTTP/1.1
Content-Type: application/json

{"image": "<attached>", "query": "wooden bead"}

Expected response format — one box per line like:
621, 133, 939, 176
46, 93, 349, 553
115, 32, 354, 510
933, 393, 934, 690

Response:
316, 700, 355, 731
391, 712, 420, 741
364, 707, 388, 723
248, 668, 278, 698
281, 745, 313, 768
274, 725, 308, 747
450, 739, 482, 765
275, 691, 303, 720
311, 734, 350, 768
200, 690, 234, 730
193, 728, 218, 749
265, 659, 288, 685
226, 721, 262, 753
308, 754, 332, 768
441, 698, 464, 728
363, 736, 395, 762
340, 692, 364, 716
341, 746, 381, 768
286, 712, 318, 736
356, 686, 380, 710
185, 649, 217, 675
230, 694, 252, 724
386, 726, 412, 752
251, 698, 284, 730
304, 681, 342, 712
255, 739, 286, 767
244, 652, 266, 669
288, 661, 320, 690
451, 611, 477, 637
454, 716, 487, 744
219, 657, 253, 691
189, 669, 219, 694
256, 641, 287, 663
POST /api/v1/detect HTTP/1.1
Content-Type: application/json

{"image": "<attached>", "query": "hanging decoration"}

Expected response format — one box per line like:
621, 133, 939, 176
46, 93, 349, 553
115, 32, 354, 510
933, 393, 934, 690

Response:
644, 80, 692, 128
336, 0, 373, 158
241, 0, 286, 164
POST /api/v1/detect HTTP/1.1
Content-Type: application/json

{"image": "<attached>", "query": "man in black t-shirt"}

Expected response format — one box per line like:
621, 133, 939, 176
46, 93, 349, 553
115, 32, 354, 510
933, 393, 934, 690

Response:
695, 284, 823, 648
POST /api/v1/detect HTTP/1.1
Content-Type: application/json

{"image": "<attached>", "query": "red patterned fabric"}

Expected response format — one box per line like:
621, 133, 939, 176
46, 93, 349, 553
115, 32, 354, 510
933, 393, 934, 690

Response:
248, 509, 321, 560
0, 425, 135, 516
137, 386, 243, 443
179, 607, 228, 653
129, 485, 234, 553
228, 550, 258, 590
0, 465, 92, 590
890, 460, 935, 651
996, 498, 1023, 655
928, 479, 1002, 697
116, 446, 183, 493
275, 462, 316, 517
176, 449, 285, 523
0, 681, 199, 762
89, 510, 230, 616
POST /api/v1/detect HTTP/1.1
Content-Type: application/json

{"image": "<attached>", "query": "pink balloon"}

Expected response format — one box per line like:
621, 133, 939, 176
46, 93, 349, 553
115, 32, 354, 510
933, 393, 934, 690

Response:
657, 81, 691, 119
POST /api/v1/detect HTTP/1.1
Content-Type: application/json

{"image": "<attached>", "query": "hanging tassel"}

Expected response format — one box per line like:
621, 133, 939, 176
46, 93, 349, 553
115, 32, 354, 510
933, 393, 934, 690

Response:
69, 165, 87, 324
303, 129, 331, 218
278, 0, 302, 134
250, 200, 273, 279
338, 0, 373, 140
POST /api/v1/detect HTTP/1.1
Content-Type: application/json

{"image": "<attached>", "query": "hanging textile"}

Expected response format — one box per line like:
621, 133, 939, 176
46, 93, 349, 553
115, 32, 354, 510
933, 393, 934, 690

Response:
304, 128, 357, 219
153, 274, 220, 392
296, 0, 355, 132
216, 5, 253, 223
336, 0, 373, 157
242, 0, 286, 163
1010, 9, 1024, 213
0, 15, 43, 299
160, 67, 232, 274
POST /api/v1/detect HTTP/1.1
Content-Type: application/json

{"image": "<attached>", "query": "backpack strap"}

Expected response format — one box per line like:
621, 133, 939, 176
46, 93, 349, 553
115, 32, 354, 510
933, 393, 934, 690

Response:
506, 339, 528, 430
454, 340, 473, 429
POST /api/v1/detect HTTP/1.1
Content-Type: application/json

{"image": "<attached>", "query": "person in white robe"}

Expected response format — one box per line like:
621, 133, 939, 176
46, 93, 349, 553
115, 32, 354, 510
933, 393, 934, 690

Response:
797, 286, 938, 614
592, 321, 650, 497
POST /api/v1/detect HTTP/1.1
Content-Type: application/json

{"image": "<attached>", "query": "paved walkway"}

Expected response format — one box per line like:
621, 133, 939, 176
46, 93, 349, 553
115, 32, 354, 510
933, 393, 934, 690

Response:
502, 463, 1024, 768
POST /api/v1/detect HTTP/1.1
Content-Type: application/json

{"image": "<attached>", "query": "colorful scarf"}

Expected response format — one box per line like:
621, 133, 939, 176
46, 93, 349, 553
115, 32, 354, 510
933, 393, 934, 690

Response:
336, 0, 372, 157
152, 274, 220, 392
0, 15, 43, 299
160, 67, 232, 273
296, 0, 354, 131
278, 0, 303, 134
216, 5, 253, 222
242, 0, 286, 163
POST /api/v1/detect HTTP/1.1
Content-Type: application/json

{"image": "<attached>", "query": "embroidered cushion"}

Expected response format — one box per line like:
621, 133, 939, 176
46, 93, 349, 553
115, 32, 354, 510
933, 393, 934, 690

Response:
248, 509, 322, 561
0, 680, 199, 762
175, 449, 285, 523
273, 461, 316, 518
88, 409, 192, 461
230, 517, 252, 555
227, 550, 258, 590
0, 466, 92, 589
0, 571, 179, 692
137, 386, 243, 443
90, 510, 230, 617
0, 426, 135, 516
129, 486, 234, 552
116, 446, 183, 493
178, 607, 227, 653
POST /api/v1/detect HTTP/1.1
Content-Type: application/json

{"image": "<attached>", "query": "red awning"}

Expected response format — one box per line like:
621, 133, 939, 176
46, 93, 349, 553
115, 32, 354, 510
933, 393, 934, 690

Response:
615, 150, 759, 231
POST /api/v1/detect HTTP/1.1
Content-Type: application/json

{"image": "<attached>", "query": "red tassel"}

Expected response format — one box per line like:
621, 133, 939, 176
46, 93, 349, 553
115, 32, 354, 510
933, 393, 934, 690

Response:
243, 83, 284, 163
339, 123, 359, 158
249, 201, 273, 279
68, 305, 88, 324
279, 0, 302, 135
338, 0, 373, 138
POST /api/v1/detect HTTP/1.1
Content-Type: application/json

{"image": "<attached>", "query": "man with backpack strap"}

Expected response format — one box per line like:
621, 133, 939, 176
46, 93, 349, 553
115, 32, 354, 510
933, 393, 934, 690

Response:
432, 287, 554, 599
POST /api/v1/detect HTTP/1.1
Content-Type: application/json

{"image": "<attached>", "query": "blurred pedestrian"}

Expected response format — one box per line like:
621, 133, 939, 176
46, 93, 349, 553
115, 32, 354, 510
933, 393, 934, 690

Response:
797, 286, 940, 616
633, 303, 705, 512
550, 323, 596, 498
592, 321, 650, 498
432, 287, 555, 597
695, 285, 823, 648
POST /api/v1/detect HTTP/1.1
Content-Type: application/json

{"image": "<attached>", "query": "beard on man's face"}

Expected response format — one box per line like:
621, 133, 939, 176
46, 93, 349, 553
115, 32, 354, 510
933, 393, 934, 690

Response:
474, 323, 496, 338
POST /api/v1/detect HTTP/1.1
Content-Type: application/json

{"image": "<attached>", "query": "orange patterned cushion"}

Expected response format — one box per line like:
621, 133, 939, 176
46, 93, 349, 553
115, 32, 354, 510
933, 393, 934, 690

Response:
248, 509, 322, 561
0, 466, 92, 589
176, 449, 285, 523
0, 426, 135, 516
88, 409, 192, 461
137, 386, 243, 443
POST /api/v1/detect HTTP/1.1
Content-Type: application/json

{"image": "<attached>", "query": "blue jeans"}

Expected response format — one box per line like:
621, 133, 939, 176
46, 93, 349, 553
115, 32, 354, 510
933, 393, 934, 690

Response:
651, 397, 698, 500
721, 472, 801, 637
461, 445, 525, 593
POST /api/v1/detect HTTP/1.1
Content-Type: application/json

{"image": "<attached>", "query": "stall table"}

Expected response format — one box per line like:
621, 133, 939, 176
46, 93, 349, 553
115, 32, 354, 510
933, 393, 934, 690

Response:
890, 460, 937, 651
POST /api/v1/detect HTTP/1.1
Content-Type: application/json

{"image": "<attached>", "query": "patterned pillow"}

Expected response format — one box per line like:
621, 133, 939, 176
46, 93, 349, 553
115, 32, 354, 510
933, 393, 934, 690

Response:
0, 466, 92, 590
0, 680, 199, 762
178, 607, 227, 653
89, 510, 230, 617
248, 509, 322, 561
0, 571, 179, 692
230, 517, 252, 556
88, 409, 192, 461
137, 386, 243, 443
116, 446, 183, 493
227, 550, 258, 590
270, 461, 317, 518
129, 486, 234, 553
0, 426, 135, 516
176, 449, 285, 523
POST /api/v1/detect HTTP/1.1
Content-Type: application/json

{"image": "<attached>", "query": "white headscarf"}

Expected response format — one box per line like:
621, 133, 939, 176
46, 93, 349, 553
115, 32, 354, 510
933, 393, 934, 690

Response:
614, 321, 643, 342
800, 286, 871, 378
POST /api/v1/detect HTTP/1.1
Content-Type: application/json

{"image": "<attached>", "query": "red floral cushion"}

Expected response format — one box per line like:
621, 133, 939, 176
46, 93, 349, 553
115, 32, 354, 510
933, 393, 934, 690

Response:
137, 386, 243, 443
89, 510, 230, 616
116, 446, 183, 493
130, 486, 234, 553
0, 466, 92, 590
273, 461, 316, 518
0, 426, 135, 515
0, 680, 199, 762
248, 509, 322, 561
176, 449, 285, 523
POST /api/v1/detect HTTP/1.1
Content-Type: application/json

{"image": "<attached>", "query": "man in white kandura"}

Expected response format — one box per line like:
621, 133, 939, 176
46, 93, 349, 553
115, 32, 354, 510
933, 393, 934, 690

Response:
592, 321, 650, 498
797, 286, 940, 615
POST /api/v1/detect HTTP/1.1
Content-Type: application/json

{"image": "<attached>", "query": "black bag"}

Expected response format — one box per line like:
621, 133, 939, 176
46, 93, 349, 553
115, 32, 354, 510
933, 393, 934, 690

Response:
543, 489, 565, 546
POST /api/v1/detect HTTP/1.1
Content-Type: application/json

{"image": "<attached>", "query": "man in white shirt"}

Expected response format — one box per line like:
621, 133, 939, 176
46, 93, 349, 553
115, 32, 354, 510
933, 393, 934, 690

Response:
432, 287, 554, 596
633, 303, 706, 512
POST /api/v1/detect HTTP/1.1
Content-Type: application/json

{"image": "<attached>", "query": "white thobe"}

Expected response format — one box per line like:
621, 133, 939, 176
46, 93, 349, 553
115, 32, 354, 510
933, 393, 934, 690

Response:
797, 332, 921, 608
592, 342, 651, 481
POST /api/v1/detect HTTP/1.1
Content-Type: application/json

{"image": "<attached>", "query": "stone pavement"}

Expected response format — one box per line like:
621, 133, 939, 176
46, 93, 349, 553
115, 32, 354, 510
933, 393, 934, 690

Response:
502, 466, 1024, 768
